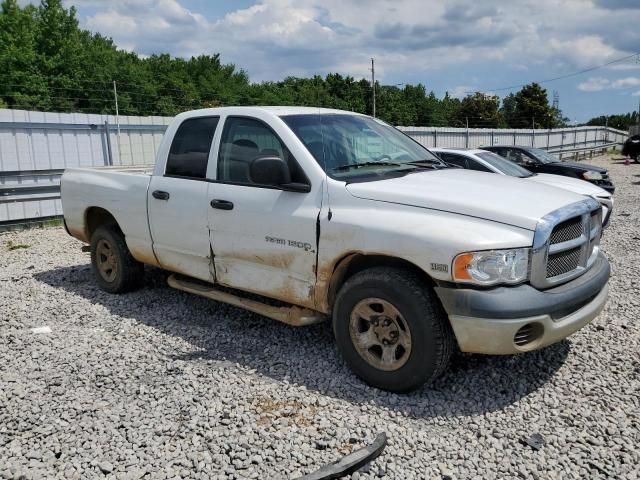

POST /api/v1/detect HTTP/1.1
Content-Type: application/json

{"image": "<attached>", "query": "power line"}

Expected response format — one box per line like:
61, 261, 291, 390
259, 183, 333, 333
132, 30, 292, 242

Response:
465, 52, 640, 95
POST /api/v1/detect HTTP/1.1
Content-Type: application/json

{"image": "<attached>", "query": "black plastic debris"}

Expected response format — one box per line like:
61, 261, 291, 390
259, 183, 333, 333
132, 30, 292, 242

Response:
520, 432, 545, 451
295, 432, 388, 480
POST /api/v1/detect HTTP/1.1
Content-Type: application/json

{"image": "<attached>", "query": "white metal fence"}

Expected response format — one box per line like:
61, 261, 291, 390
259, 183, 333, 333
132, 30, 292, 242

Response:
396, 125, 628, 151
0, 108, 628, 225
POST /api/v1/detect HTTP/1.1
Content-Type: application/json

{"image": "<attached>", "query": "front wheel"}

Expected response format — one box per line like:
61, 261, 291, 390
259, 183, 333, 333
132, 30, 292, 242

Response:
332, 267, 455, 392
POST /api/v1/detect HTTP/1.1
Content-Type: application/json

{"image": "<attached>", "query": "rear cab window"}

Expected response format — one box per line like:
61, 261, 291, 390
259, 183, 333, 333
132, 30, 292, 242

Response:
166, 117, 219, 179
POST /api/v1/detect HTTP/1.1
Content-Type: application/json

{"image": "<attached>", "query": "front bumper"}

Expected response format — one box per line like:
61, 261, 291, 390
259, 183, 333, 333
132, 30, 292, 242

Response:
435, 251, 610, 355
591, 180, 614, 194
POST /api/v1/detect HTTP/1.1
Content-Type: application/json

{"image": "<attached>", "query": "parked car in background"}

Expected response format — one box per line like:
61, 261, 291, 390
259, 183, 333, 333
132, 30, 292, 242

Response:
432, 148, 614, 227
622, 135, 640, 162
481, 145, 615, 194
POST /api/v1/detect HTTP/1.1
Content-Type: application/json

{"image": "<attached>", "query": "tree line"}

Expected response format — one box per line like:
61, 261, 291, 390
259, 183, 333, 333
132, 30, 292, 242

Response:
0, 0, 625, 129
584, 112, 639, 131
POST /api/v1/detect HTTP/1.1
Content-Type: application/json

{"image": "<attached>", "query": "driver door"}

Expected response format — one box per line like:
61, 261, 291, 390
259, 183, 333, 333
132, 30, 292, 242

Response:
207, 116, 321, 309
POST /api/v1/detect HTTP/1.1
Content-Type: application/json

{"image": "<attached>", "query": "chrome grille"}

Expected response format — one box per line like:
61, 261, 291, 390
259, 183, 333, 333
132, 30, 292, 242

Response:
530, 198, 603, 289
547, 247, 581, 277
550, 217, 583, 244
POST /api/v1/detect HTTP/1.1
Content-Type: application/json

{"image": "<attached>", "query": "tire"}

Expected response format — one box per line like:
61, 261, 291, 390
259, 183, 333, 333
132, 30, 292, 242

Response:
332, 267, 455, 392
90, 226, 144, 293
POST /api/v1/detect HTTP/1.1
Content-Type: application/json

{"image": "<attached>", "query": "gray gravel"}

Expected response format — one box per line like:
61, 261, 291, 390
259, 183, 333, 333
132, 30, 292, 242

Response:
1, 153, 639, 480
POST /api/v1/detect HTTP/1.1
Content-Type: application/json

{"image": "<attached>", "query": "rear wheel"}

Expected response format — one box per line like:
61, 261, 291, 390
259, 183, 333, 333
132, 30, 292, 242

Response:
332, 267, 454, 392
90, 226, 144, 293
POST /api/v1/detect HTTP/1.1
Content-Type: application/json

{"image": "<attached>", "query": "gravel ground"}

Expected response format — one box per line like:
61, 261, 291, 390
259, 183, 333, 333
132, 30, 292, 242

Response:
1, 154, 639, 480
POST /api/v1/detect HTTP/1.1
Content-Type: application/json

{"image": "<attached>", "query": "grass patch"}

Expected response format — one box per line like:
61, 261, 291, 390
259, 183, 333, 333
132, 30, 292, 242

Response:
6, 240, 31, 250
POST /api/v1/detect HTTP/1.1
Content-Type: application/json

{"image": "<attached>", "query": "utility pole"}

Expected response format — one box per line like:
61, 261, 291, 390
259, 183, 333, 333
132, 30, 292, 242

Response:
465, 117, 469, 148
370, 58, 376, 118
113, 80, 121, 163
532, 117, 535, 147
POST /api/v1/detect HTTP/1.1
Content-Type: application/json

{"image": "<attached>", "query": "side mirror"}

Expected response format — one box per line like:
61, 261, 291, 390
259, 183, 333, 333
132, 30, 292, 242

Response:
249, 156, 310, 193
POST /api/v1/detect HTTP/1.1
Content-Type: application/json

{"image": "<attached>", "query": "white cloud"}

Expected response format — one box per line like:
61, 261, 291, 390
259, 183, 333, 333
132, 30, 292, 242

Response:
578, 76, 640, 92
87, 10, 137, 35
611, 77, 640, 88
74, 0, 640, 85
578, 77, 612, 92
449, 86, 477, 98
632, 90, 640, 97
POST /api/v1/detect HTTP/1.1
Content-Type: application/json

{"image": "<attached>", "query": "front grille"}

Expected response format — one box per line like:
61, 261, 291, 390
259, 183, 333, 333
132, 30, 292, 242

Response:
550, 217, 583, 244
547, 247, 581, 277
531, 199, 603, 289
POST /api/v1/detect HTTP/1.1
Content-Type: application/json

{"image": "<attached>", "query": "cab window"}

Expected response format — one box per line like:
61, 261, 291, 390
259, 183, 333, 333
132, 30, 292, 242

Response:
217, 117, 307, 185
166, 117, 219, 179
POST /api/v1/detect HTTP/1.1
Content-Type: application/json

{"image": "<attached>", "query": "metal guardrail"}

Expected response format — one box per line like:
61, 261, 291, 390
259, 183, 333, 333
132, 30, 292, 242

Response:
0, 168, 63, 204
0, 165, 153, 205
548, 141, 621, 159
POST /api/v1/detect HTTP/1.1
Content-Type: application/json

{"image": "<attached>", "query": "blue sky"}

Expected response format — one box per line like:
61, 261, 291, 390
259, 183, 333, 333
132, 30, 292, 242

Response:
59, 0, 640, 122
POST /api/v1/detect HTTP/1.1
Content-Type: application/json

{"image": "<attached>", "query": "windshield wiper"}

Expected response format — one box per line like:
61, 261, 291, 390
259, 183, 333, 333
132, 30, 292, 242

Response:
406, 159, 447, 168
331, 161, 407, 172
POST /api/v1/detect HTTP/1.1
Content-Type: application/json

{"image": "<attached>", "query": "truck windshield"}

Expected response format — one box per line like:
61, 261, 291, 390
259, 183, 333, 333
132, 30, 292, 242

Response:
281, 114, 445, 180
526, 148, 560, 164
476, 152, 534, 178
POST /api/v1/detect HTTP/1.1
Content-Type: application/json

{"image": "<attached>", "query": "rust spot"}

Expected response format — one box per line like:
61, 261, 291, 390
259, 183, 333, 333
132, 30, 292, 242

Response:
128, 246, 160, 267
230, 250, 297, 270
315, 253, 360, 314
168, 274, 325, 327
67, 226, 88, 243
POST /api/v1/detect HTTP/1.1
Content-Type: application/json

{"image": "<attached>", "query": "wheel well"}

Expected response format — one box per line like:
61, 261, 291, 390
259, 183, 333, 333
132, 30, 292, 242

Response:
85, 207, 122, 240
325, 254, 435, 311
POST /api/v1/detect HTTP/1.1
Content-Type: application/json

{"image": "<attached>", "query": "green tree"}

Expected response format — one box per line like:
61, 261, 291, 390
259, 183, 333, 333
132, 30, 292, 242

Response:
585, 112, 638, 130
503, 83, 559, 129
452, 92, 502, 128
0, 0, 47, 109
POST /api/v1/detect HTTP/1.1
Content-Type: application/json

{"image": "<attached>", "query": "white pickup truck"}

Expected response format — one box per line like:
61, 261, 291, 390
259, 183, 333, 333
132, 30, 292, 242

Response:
61, 107, 610, 392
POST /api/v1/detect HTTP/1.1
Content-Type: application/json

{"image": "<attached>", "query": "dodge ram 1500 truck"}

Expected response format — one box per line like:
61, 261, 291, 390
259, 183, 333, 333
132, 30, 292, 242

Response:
61, 107, 610, 392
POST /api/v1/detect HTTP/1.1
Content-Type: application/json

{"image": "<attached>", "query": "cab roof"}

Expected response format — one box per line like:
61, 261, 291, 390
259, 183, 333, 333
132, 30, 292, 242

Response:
177, 106, 364, 118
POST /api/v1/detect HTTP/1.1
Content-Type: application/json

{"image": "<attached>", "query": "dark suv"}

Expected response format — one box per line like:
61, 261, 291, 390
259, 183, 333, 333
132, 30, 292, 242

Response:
481, 146, 614, 194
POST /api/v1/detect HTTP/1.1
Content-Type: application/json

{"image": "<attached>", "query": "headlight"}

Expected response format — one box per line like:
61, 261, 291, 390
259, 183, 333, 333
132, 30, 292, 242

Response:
583, 171, 603, 181
453, 248, 529, 286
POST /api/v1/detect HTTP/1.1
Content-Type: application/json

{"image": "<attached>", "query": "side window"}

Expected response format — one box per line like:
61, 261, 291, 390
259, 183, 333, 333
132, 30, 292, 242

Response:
439, 153, 468, 169
166, 117, 219, 179
504, 148, 524, 164
466, 159, 491, 172
520, 151, 537, 164
218, 117, 307, 185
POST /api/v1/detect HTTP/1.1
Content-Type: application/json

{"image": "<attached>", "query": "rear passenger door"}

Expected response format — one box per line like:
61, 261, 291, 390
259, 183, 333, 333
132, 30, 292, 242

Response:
207, 116, 320, 308
148, 116, 219, 281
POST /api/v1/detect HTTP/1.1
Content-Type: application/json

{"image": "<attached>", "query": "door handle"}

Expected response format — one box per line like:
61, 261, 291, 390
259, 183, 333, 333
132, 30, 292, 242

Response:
210, 199, 234, 210
152, 190, 170, 200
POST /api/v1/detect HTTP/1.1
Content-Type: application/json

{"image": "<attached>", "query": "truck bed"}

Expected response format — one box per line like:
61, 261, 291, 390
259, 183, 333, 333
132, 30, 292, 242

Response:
61, 166, 157, 265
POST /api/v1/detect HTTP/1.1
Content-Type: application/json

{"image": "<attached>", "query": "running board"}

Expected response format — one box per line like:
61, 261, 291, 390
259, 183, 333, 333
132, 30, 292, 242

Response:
167, 274, 325, 327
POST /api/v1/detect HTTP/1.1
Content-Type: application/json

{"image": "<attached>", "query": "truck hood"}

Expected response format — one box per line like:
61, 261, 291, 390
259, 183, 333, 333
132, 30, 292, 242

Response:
346, 169, 585, 230
526, 173, 611, 198
551, 161, 607, 174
